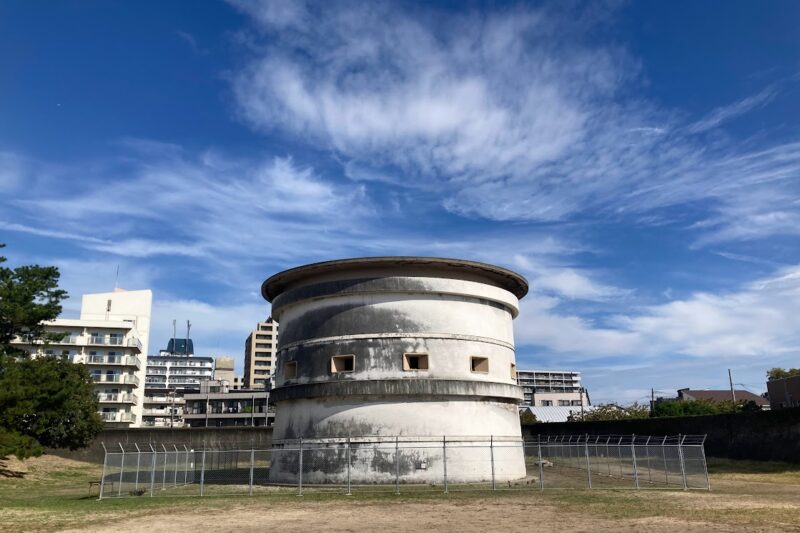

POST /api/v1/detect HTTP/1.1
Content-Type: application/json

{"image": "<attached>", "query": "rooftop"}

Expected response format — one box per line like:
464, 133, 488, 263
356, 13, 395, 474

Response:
262, 256, 529, 301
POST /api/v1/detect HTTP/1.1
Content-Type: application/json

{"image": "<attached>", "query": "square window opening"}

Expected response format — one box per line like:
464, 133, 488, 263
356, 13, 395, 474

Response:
471, 356, 489, 373
284, 361, 297, 379
331, 355, 355, 373
403, 353, 429, 371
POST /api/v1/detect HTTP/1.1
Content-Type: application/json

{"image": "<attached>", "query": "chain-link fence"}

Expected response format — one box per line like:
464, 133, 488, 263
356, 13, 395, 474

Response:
96, 434, 709, 499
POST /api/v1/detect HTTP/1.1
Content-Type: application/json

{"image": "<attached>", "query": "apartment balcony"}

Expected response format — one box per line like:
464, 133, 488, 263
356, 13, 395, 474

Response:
92, 374, 140, 386
88, 335, 142, 351
142, 408, 183, 416
97, 392, 137, 404
143, 396, 186, 404
147, 369, 168, 375
100, 412, 136, 423
141, 419, 183, 427
87, 355, 141, 369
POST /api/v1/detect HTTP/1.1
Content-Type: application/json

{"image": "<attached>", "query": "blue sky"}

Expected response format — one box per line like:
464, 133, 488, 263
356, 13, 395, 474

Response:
2, 1, 799, 404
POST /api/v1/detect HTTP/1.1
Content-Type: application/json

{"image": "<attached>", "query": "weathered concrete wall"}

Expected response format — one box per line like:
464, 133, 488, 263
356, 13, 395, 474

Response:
263, 258, 529, 482
521, 407, 800, 463
48, 426, 273, 464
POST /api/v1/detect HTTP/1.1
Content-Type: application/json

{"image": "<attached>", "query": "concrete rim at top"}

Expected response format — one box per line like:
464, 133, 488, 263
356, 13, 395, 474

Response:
262, 256, 529, 302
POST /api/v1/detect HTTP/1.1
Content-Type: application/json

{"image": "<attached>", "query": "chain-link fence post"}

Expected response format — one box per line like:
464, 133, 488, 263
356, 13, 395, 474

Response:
661, 436, 669, 485
249, 446, 255, 496
149, 444, 156, 497
161, 444, 168, 490
99, 442, 108, 500
700, 435, 711, 491
200, 447, 206, 497
631, 435, 640, 490
677, 434, 688, 491
644, 436, 652, 484
183, 445, 189, 486
298, 437, 303, 496
134, 443, 141, 491
442, 436, 448, 494
394, 436, 400, 495
490, 435, 496, 491
584, 435, 592, 489
537, 437, 544, 491
346, 437, 352, 496
173, 445, 179, 487
118, 443, 125, 498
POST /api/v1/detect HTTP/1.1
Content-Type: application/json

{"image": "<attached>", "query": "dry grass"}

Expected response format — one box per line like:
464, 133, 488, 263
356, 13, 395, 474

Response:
1, 454, 799, 532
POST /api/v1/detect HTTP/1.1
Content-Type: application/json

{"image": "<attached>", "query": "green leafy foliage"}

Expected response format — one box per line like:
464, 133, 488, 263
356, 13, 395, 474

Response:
568, 403, 650, 422
767, 367, 800, 381
519, 410, 539, 425
651, 399, 761, 417
0, 244, 102, 460
0, 244, 68, 348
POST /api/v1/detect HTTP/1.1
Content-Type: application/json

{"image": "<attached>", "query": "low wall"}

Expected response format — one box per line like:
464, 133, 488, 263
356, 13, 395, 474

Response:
49, 426, 273, 464
522, 407, 800, 463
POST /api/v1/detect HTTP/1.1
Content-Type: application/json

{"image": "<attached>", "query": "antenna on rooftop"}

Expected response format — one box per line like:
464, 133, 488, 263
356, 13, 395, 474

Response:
186, 320, 192, 355
114, 265, 119, 290
172, 320, 177, 354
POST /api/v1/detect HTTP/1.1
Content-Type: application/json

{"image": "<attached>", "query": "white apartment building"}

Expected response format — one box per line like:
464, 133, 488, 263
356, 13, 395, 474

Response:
12, 289, 152, 427
142, 338, 214, 427
516, 369, 590, 407
243, 317, 277, 389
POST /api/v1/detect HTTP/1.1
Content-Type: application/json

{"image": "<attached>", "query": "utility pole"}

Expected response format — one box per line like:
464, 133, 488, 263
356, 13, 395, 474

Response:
728, 369, 736, 402
579, 386, 585, 416
651, 388, 655, 413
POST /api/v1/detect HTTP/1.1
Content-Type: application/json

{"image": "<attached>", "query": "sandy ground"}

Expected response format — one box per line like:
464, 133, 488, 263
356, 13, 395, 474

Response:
58, 495, 789, 533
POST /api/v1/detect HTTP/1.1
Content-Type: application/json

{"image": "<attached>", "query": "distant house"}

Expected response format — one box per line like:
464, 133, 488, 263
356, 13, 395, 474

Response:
519, 405, 598, 423
766, 376, 800, 409
677, 388, 769, 409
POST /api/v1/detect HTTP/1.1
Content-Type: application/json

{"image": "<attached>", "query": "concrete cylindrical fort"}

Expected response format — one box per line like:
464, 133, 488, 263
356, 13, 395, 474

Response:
262, 257, 529, 483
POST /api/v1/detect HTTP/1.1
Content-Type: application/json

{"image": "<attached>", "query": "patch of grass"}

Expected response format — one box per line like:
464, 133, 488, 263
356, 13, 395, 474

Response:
3, 455, 800, 532
707, 457, 800, 484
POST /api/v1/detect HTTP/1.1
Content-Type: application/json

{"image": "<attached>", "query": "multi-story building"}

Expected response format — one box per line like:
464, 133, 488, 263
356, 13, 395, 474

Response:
183, 379, 272, 427
243, 317, 277, 389
516, 369, 590, 407
11, 289, 152, 427
214, 356, 235, 385
142, 338, 214, 427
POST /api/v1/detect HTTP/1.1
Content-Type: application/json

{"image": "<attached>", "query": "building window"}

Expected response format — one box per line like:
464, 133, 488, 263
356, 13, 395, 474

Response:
330, 355, 355, 373
284, 361, 297, 379
470, 356, 489, 373
403, 353, 429, 371
558, 400, 571, 406
541, 400, 553, 406
510, 363, 517, 380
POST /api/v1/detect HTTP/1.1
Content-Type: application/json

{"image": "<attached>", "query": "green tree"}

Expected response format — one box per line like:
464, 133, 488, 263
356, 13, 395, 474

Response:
569, 403, 650, 422
519, 410, 539, 425
767, 367, 800, 381
651, 399, 761, 418
0, 244, 103, 460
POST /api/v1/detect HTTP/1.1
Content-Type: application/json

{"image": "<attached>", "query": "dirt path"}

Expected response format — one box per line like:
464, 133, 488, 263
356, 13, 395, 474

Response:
59, 497, 781, 533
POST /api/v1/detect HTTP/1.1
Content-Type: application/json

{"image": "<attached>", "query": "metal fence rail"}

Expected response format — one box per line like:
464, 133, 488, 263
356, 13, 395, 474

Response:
97, 434, 709, 499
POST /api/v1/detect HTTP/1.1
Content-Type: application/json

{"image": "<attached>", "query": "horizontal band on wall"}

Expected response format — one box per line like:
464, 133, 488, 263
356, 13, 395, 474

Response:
277, 332, 515, 353
270, 378, 524, 403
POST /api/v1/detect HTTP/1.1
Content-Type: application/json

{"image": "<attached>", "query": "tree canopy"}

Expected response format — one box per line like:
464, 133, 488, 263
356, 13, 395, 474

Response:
767, 367, 800, 381
0, 245, 102, 460
568, 403, 650, 422
519, 410, 539, 425
651, 399, 761, 417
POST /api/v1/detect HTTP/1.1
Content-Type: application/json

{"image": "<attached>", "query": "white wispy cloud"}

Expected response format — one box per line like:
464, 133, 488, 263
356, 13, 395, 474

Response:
229, 1, 799, 244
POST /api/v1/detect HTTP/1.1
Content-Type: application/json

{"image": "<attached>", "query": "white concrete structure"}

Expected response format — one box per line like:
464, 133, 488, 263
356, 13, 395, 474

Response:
143, 339, 214, 427
262, 257, 528, 483
516, 369, 590, 407
12, 289, 152, 427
